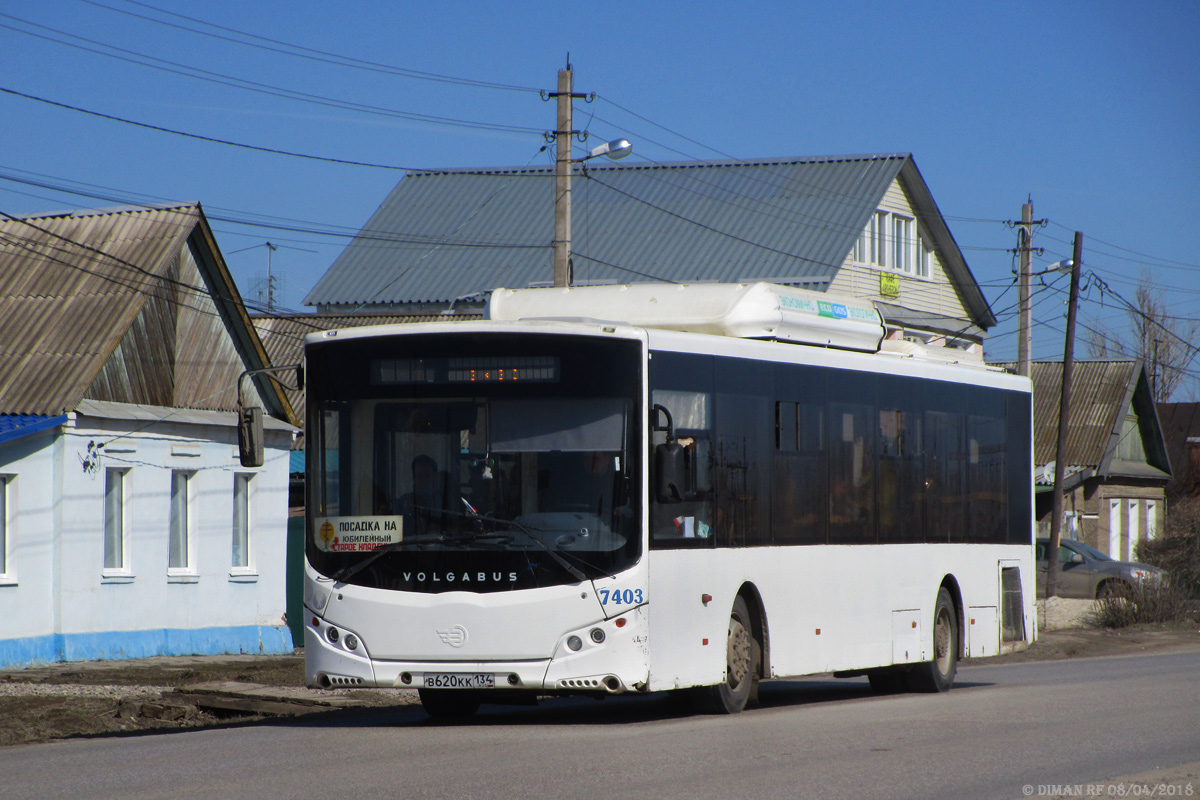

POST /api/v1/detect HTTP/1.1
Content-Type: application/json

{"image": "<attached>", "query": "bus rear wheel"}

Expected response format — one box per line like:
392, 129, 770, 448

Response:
691, 595, 759, 714
418, 689, 482, 719
906, 587, 958, 693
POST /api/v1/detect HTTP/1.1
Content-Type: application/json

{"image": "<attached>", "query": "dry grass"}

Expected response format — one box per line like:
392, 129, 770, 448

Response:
1138, 497, 1200, 600
1089, 581, 1198, 628
1091, 497, 1200, 629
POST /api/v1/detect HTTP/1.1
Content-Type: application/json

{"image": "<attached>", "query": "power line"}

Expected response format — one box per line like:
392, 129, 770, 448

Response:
0, 86, 413, 171
581, 172, 839, 272
0, 15, 542, 135
592, 96, 734, 160
1, 208, 326, 337
1046, 219, 1200, 272
0, 165, 547, 251
83, 0, 541, 93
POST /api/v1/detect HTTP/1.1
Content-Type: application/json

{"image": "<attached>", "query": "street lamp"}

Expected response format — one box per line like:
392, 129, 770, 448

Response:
1017, 255, 1076, 376
550, 64, 633, 288
580, 138, 633, 162
1039, 259, 1075, 275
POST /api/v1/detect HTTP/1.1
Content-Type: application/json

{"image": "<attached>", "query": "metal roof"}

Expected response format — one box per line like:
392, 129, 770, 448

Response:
993, 360, 1170, 480
304, 154, 994, 328
0, 414, 68, 446
0, 204, 293, 421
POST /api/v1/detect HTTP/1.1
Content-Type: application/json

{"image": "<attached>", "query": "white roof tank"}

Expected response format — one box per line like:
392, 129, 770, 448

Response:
486, 282, 885, 353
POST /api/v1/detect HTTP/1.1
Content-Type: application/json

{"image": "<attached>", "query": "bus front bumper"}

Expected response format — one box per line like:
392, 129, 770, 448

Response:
304, 604, 650, 694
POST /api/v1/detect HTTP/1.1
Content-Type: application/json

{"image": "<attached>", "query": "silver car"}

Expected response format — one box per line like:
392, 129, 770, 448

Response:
1035, 538, 1165, 599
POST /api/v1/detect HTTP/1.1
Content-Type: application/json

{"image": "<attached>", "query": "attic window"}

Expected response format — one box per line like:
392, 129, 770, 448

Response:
1115, 413, 1145, 462
854, 210, 931, 279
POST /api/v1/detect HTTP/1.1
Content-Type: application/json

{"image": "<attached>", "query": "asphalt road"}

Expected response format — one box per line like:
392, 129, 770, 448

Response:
8, 651, 1200, 800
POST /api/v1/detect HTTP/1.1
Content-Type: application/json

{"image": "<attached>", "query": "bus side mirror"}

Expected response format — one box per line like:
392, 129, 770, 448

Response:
238, 405, 264, 468
655, 440, 687, 503
652, 404, 691, 503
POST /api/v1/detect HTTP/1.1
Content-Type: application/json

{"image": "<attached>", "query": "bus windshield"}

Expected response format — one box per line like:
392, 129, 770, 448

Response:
306, 332, 643, 592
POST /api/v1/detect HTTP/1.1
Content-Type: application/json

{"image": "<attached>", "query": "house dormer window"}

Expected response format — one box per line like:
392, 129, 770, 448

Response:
854, 210, 932, 279
1115, 413, 1145, 462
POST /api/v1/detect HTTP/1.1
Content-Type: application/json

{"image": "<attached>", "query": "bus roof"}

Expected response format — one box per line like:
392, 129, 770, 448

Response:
487, 283, 885, 354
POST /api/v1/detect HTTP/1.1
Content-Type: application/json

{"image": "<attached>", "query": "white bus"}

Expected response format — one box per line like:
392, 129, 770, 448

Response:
301, 283, 1035, 717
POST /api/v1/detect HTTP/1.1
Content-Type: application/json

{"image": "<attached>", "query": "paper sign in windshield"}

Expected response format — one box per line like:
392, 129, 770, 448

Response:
314, 516, 402, 552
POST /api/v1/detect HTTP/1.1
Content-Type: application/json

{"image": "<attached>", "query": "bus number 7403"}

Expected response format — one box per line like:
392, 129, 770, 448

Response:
599, 588, 644, 606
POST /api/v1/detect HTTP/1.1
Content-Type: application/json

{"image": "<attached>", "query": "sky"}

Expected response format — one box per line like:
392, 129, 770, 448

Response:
2, 0, 1198, 397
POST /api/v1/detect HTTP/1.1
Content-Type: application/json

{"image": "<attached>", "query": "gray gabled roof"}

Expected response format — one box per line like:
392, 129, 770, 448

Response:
0, 203, 294, 422
304, 153, 994, 327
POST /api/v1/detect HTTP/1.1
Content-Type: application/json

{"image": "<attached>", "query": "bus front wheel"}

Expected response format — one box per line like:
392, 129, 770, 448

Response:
691, 595, 760, 714
906, 587, 958, 693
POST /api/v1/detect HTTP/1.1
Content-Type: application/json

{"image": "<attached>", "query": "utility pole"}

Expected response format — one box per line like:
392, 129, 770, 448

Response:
553, 66, 572, 288
1013, 199, 1045, 379
545, 61, 629, 287
1046, 232, 1084, 599
266, 242, 277, 312
549, 61, 589, 288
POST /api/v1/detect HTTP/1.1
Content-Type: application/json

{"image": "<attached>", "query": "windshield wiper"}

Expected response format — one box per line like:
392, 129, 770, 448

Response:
447, 506, 591, 583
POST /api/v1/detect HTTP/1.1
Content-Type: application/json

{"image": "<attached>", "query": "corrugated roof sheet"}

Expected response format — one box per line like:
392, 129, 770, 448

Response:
993, 361, 1139, 468
305, 154, 913, 309
0, 204, 293, 422
0, 205, 199, 414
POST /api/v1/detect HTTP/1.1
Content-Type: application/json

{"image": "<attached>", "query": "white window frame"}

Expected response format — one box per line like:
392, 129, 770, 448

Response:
1127, 499, 1139, 561
231, 473, 257, 579
892, 215, 915, 275
168, 470, 197, 580
917, 233, 933, 278
853, 221, 868, 263
1108, 499, 1121, 558
103, 468, 133, 580
0, 475, 13, 585
854, 211, 930, 280
874, 211, 888, 267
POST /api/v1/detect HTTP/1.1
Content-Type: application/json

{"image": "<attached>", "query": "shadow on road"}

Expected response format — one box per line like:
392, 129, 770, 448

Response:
274, 673, 998, 731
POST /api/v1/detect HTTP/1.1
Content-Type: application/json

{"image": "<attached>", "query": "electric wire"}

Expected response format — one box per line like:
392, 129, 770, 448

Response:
83, 0, 541, 93
0, 87, 413, 171
0, 15, 541, 135
4, 7, 1190, 362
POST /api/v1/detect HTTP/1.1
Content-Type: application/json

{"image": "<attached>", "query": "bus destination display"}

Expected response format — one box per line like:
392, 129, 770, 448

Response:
372, 357, 559, 385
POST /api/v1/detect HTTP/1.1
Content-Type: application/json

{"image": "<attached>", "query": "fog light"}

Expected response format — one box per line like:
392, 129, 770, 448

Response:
507, 673, 520, 686
327, 627, 339, 643
344, 634, 359, 651
400, 672, 412, 685
590, 628, 606, 644
567, 635, 583, 651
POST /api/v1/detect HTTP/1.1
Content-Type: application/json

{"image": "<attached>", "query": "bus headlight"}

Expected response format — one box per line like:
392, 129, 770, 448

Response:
567, 635, 583, 651
590, 628, 606, 644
